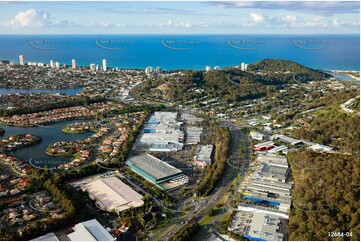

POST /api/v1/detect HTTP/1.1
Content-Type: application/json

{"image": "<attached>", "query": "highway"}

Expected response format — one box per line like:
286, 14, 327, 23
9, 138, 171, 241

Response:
149, 122, 251, 241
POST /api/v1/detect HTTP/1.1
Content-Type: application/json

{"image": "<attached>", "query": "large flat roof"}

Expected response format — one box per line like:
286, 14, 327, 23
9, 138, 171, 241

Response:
31, 232, 59, 241
82, 177, 144, 213
68, 219, 115, 241
127, 153, 182, 182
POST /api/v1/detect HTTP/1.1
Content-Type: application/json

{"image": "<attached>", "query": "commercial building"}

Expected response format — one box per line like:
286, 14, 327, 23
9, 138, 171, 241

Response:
250, 131, 268, 141
19, 55, 25, 66
205, 66, 211, 71
155, 67, 161, 73
253, 141, 274, 151
31, 232, 59, 241
82, 177, 144, 213
49, 60, 54, 69
194, 145, 213, 167
240, 62, 248, 71
102, 59, 107, 71
126, 153, 188, 191
68, 219, 116, 241
269, 145, 288, 154
181, 113, 203, 124
55, 62, 60, 70
139, 112, 184, 152
308, 144, 333, 153
241, 154, 292, 213
270, 134, 303, 146
71, 59, 76, 69
185, 126, 203, 145
228, 208, 287, 241
145, 66, 153, 74
90, 63, 96, 71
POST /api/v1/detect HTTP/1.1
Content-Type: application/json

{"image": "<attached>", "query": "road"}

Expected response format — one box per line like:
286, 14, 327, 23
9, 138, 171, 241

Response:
150, 122, 251, 241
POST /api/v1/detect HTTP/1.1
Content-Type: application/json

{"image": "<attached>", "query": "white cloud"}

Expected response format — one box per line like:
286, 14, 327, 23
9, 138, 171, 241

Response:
282, 15, 297, 23
304, 16, 327, 28
332, 18, 360, 28
9, 9, 51, 28
250, 12, 265, 23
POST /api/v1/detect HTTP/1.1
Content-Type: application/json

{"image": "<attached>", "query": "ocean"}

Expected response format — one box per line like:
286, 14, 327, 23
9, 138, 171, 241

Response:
0, 34, 359, 71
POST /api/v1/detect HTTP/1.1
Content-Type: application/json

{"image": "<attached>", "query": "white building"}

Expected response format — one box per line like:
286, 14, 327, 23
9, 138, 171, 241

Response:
19, 55, 25, 66
90, 63, 96, 71
102, 59, 107, 71
155, 67, 161, 73
145, 66, 153, 74
55, 62, 60, 70
71, 59, 76, 69
68, 219, 116, 241
194, 145, 213, 167
82, 177, 144, 213
205, 66, 211, 71
50, 60, 54, 69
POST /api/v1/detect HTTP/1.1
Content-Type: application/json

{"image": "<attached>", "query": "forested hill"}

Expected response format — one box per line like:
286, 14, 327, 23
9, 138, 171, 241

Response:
246, 58, 332, 84
132, 58, 333, 103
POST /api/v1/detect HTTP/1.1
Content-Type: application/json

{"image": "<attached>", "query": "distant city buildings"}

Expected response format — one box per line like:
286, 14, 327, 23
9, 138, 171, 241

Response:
49, 60, 54, 69
55, 62, 60, 70
19, 55, 24, 66
241, 62, 248, 71
214, 66, 221, 70
145, 66, 153, 75
102, 59, 107, 71
90, 63, 96, 71
205, 66, 211, 71
71, 59, 76, 69
155, 66, 161, 74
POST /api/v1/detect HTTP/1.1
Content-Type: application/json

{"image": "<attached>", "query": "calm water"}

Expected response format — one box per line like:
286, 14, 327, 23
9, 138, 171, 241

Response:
0, 120, 93, 167
0, 87, 83, 96
0, 34, 359, 71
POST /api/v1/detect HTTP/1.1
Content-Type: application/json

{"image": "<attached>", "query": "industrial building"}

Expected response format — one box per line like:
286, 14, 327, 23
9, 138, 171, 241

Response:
31, 232, 59, 241
228, 208, 287, 241
139, 112, 184, 152
253, 141, 275, 151
270, 134, 303, 146
194, 145, 213, 167
186, 126, 203, 145
31, 219, 115, 241
126, 153, 189, 190
250, 131, 268, 141
241, 154, 292, 213
308, 144, 333, 153
68, 219, 116, 241
181, 113, 203, 124
82, 177, 144, 213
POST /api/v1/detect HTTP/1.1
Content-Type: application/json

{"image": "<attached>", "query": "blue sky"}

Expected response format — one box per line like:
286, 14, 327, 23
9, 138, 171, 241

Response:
0, 1, 359, 34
